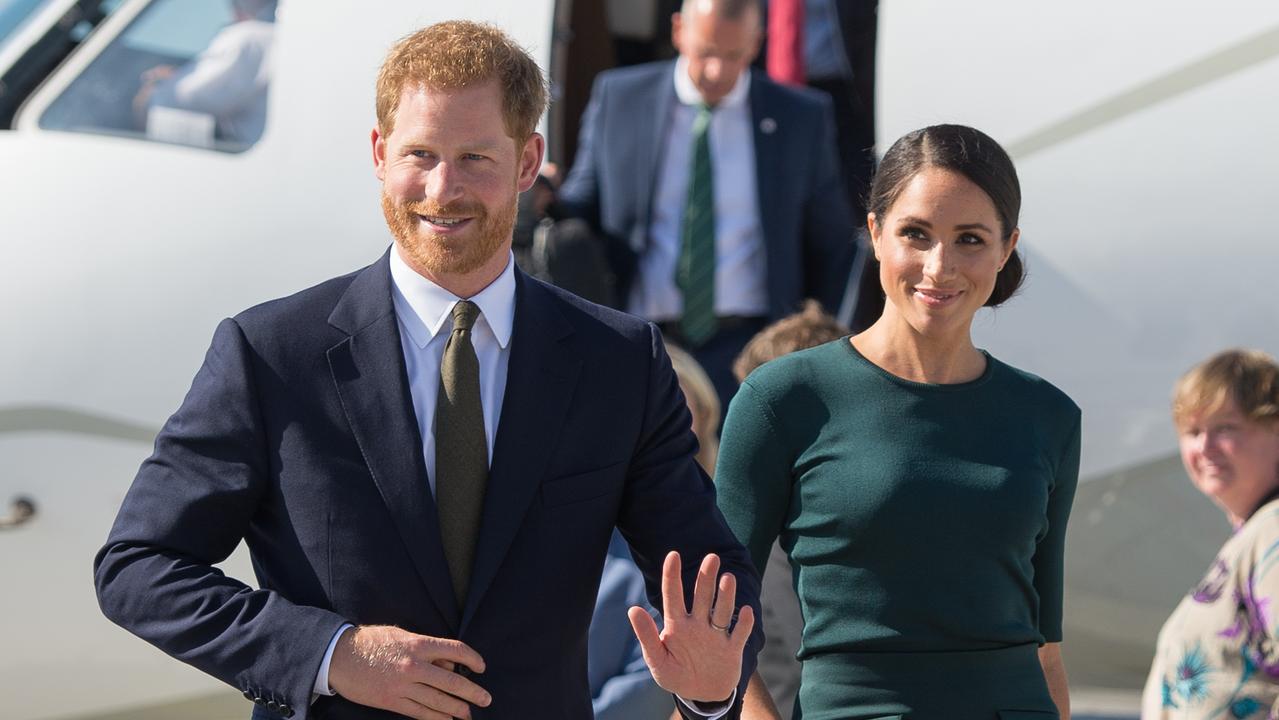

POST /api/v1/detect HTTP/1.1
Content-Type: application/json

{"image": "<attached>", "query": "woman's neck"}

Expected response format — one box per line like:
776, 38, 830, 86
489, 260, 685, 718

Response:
1226, 486, 1279, 529
852, 311, 986, 384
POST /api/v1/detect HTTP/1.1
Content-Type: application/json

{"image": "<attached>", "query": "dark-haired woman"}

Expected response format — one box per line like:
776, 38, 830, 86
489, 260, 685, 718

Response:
716, 124, 1080, 719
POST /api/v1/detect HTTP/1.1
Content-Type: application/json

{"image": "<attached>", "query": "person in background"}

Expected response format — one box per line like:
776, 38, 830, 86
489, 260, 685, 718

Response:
729, 300, 848, 720
715, 124, 1079, 718
590, 532, 677, 720
512, 162, 617, 307
135, 0, 276, 146
732, 300, 849, 383
1143, 349, 1279, 718
669, 343, 722, 473
764, 0, 876, 216
558, 0, 857, 416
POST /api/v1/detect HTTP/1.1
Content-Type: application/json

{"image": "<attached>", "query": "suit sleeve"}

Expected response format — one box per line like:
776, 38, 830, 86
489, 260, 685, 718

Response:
557, 72, 606, 225
614, 324, 764, 718
94, 318, 346, 720
800, 95, 858, 314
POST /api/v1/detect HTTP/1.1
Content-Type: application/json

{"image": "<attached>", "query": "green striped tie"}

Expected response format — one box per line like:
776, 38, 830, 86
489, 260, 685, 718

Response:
676, 103, 717, 347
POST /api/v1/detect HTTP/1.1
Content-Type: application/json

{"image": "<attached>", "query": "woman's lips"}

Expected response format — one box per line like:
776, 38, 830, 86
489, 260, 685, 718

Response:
913, 287, 962, 308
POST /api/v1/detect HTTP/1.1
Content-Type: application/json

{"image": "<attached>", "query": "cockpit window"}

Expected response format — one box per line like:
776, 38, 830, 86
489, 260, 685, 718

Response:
38, 0, 275, 153
0, 0, 52, 56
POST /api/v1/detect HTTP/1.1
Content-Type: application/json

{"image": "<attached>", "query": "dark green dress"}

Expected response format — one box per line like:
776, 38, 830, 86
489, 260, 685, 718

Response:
715, 339, 1081, 720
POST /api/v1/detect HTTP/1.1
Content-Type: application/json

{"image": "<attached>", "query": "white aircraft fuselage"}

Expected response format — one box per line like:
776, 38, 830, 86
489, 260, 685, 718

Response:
1, 1, 1277, 717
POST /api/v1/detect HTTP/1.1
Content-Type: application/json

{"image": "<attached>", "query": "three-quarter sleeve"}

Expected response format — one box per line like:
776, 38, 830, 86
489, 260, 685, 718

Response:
1242, 512, 1279, 679
713, 379, 795, 578
1032, 409, 1082, 642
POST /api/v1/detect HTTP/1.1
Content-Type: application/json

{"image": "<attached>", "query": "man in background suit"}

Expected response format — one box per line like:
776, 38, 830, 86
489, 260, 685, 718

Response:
95, 21, 761, 720
558, 0, 857, 414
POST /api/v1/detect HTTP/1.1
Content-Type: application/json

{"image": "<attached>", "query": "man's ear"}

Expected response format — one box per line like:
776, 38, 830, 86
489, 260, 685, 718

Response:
371, 127, 387, 182
670, 12, 683, 54
516, 133, 546, 193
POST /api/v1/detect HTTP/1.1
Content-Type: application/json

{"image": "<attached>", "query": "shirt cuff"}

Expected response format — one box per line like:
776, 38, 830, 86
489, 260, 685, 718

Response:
312, 623, 354, 699
675, 689, 737, 719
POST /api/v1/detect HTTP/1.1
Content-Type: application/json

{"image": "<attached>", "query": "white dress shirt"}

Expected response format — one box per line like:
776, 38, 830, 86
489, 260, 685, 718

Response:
389, 246, 514, 489
313, 247, 731, 716
629, 57, 768, 322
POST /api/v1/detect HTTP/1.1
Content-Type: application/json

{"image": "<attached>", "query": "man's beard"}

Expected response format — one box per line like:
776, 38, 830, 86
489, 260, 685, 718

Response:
381, 190, 516, 277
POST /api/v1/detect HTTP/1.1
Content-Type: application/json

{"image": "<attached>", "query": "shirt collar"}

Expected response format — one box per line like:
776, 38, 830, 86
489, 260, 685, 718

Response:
672, 55, 750, 109
388, 246, 516, 350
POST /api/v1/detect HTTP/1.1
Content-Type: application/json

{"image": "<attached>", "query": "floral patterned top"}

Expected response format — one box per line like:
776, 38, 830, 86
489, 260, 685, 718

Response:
1143, 498, 1279, 719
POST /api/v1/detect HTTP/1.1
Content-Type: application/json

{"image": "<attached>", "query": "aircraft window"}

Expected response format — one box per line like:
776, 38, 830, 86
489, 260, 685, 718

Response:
38, 0, 275, 153
0, 0, 52, 55
68, 0, 123, 41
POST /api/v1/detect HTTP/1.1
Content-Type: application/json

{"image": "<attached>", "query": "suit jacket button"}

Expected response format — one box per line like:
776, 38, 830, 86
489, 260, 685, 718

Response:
254, 697, 266, 706
242, 690, 254, 701
281, 706, 294, 717
267, 700, 280, 711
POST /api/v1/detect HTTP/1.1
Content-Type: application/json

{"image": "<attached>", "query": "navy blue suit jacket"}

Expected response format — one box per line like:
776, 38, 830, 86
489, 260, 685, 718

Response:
94, 251, 762, 720
558, 60, 857, 319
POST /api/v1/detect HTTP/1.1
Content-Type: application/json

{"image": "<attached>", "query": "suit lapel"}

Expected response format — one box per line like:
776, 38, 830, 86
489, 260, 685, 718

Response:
461, 272, 581, 631
637, 64, 677, 253
326, 251, 461, 631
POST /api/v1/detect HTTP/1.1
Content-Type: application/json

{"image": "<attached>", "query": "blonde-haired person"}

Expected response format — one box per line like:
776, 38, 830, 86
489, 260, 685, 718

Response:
732, 300, 848, 384
1143, 349, 1279, 718
668, 343, 721, 475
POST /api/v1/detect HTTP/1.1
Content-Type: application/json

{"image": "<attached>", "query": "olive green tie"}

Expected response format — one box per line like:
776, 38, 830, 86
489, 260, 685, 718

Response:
435, 300, 487, 606
676, 102, 717, 347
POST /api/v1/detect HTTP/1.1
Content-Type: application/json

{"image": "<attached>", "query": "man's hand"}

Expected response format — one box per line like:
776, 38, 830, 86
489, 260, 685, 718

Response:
140, 64, 177, 85
132, 64, 177, 126
628, 551, 755, 703
328, 625, 490, 720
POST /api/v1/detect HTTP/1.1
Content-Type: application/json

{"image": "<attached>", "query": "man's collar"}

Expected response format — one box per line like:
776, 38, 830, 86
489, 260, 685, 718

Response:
672, 55, 750, 109
388, 245, 516, 350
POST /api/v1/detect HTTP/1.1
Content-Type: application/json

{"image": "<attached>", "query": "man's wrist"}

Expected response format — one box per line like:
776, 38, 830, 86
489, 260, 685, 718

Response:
675, 688, 736, 719
312, 623, 354, 699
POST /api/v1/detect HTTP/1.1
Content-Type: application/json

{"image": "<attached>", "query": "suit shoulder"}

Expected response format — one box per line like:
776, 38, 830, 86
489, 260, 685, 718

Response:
529, 276, 654, 347
594, 60, 672, 94
755, 73, 831, 109
231, 266, 362, 332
